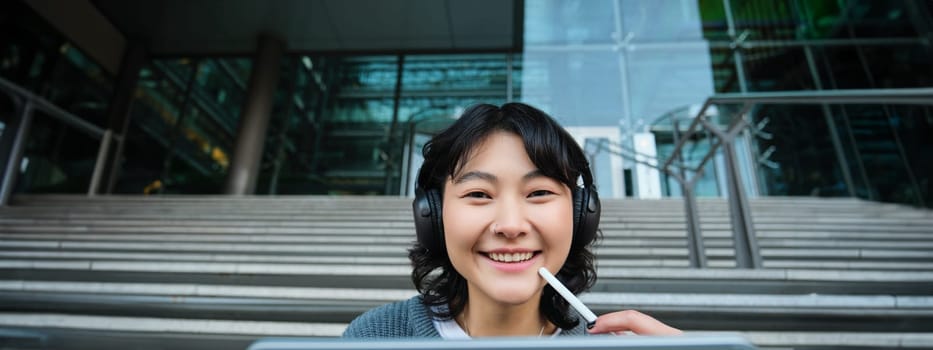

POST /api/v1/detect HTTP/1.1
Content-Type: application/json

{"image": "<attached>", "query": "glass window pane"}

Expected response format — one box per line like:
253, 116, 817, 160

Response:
115, 60, 191, 194
257, 57, 325, 194
741, 46, 816, 91
699, 0, 730, 41
317, 56, 398, 194
709, 47, 742, 93
524, 0, 616, 45
729, 0, 920, 41
753, 105, 848, 197
520, 50, 624, 126
401, 54, 510, 109
194, 58, 250, 131
619, 0, 704, 42
730, 0, 802, 41
834, 104, 931, 206
16, 112, 99, 194
798, 0, 918, 39
655, 133, 721, 197
627, 44, 716, 127
813, 44, 933, 89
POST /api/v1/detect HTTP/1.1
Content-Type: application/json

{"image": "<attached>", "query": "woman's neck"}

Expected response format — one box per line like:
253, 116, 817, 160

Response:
457, 292, 554, 337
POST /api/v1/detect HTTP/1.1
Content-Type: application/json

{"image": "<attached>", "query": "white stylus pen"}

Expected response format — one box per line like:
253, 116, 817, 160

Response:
538, 267, 598, 329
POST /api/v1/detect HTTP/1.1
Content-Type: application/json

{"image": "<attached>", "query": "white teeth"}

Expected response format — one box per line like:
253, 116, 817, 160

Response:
488, 252, 534, 263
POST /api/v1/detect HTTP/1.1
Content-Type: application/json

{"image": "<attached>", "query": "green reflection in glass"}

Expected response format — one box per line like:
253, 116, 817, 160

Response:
261, 54, 514, 195
116, 57, 251, 194
699, 0, 730, 41
729, 0, 799, 41
723, 0, 918, 41
402, 54, 510, 99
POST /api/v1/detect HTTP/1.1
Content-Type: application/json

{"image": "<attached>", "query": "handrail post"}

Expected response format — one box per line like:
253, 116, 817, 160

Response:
88, 129, 113, 196
671, 119, 706, 268
681, 180, 707, 268
0, 100, 35, 206
701, 115, 761, 268
723, 134, 761, 268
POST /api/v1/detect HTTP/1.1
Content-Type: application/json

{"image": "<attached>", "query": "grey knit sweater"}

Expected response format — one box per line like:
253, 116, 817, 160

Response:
342, 296, 588, 338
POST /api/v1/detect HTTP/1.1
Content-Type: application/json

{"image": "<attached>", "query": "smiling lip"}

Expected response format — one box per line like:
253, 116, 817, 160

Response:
481, 249, 541, 273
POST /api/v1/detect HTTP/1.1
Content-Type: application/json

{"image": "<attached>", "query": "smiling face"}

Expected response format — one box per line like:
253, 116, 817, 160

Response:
442, 130, 574, 308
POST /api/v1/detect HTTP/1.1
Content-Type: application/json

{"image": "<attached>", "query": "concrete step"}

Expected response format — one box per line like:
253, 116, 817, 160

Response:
1, 281, 930, 326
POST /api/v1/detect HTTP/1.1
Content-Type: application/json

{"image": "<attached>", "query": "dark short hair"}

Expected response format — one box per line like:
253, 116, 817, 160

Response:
409, 102, 599, 330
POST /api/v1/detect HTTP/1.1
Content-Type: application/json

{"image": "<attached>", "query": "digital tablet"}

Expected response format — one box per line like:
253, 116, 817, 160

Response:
247, 334, 758, 350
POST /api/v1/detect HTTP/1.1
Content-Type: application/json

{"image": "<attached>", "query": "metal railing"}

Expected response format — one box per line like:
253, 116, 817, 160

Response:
0, 76, 122, 205
595, 88, 933, 269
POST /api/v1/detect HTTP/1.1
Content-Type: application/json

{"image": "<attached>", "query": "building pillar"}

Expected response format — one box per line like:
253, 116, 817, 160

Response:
224, 34, 285, 195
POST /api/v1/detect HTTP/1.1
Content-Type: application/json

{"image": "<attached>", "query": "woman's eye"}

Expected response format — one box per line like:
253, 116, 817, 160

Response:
465, 191, 491, 199
529, 190, 554, 197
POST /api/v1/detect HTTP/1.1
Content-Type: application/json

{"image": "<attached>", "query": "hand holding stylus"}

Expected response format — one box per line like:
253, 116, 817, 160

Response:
587, 310, 683, 335
538, 268, 682, 336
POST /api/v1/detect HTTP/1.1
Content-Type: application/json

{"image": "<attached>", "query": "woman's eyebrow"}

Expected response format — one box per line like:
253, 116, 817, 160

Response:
453, 170, 549, 184
523, 169, 546, 182
453, 171, 497, 184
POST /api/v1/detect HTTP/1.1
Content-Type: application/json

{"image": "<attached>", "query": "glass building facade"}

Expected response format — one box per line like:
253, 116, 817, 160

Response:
2, 0, 932, 207
1, 1, 114, 194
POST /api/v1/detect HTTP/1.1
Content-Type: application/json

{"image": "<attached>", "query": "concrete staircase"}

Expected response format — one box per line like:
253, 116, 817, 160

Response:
0, 194, 931, 349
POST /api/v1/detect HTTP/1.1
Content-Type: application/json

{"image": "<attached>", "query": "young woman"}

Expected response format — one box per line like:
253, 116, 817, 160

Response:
343, 103, 680, 338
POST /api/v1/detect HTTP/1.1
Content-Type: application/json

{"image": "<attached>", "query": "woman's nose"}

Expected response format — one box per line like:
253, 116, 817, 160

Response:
492, 202, 530, 239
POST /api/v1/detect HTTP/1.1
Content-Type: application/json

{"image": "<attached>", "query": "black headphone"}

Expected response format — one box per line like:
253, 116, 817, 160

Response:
413, 174, 601, 251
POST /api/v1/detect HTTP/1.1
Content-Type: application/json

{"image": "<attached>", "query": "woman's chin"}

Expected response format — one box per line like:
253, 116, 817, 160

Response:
487, 287, 541, 306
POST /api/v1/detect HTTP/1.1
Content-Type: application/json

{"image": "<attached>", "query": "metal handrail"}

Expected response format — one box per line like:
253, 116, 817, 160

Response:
0, 76, 122, 205
588, 88, 933, 269
0, 77, 110, 140
585, 136, 715, 268
664, 88, 933, 268
665, 88, 933, 171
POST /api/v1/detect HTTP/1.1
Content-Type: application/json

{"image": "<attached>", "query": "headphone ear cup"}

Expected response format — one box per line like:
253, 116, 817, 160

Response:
572, 186, 601, 248
413, 188, 444, 249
